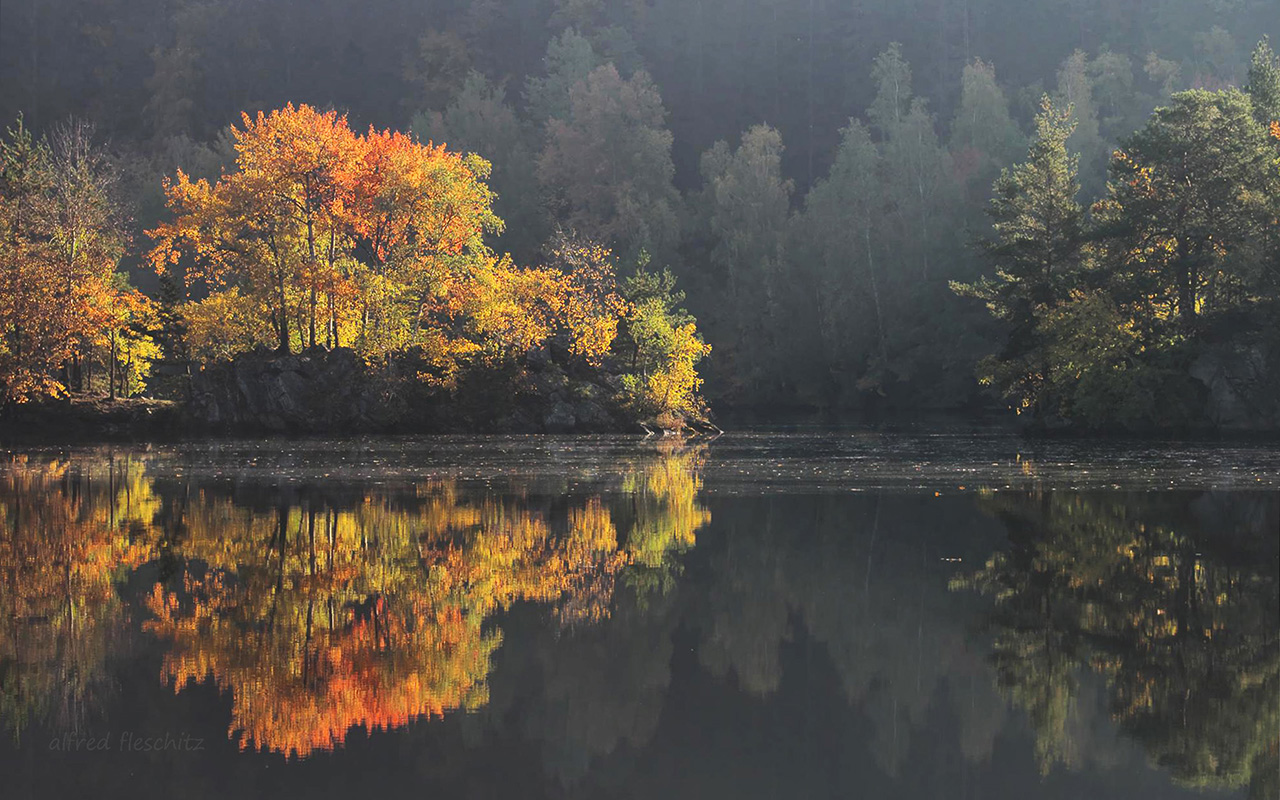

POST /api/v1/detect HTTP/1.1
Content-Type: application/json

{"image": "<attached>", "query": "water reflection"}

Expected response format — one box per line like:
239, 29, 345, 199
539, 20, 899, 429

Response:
0, 440, 1276, 799
0, 457, 154, 740
1, 445, 708, 758
953, 491, 1279, 798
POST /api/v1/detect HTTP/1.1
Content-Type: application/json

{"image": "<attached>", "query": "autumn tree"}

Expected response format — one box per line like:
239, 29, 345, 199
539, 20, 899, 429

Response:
617, 261, 711, 423
0, 117, 67, 402
349, 125, 501, 361
0, 116, 145, 404
95, 272, 161, 399
148, 104, 501, 358
151, 105, 713, 422
537, 232, 627, 365
148, 104, 362, 353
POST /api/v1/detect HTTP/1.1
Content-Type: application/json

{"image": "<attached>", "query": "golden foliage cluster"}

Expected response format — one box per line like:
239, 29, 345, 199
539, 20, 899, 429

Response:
147, 105, 660, 395
0, 446, 710, 757
0, 119, 157, 403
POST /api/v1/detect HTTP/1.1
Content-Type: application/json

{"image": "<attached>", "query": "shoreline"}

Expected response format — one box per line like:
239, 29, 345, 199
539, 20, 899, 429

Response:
3, 396, 1277, 447
0, 395, 718, 445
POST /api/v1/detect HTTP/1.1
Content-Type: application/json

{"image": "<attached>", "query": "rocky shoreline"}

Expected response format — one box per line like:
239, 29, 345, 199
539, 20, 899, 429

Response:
0, 396, 187, 443
186, 347, 721, 435
4, 339, 1275, 443
1, 348, 719, 442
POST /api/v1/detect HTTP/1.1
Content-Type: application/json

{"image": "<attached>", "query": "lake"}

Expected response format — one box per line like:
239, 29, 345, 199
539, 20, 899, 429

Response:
0, 433, 1276, 799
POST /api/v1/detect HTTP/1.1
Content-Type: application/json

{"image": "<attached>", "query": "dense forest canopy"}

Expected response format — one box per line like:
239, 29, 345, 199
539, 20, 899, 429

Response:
2, 0, 1275, 184
0, 0, 1278, 429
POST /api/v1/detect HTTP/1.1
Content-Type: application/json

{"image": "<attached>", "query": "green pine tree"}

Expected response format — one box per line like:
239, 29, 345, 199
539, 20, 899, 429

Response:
951, 97, 1085, 416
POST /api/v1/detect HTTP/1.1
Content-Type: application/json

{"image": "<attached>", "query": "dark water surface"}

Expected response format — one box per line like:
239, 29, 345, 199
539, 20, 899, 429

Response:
0, 433, 1276, 799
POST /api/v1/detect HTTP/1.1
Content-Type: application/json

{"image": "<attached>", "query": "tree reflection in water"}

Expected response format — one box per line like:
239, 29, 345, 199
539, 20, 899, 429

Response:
0, 444, 709, 758
0, 456, 155, 740
953, 490, 1279, 799
2, 445, 1276, 798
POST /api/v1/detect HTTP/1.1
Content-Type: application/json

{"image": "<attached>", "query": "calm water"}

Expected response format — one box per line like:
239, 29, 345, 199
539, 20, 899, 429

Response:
0, 433, 1276, 799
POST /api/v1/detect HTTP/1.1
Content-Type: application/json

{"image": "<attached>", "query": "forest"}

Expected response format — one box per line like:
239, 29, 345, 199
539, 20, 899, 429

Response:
1, 0, 1279, 432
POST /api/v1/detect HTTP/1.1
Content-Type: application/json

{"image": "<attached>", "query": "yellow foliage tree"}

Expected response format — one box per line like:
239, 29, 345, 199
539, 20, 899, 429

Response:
0, 117, 143, 404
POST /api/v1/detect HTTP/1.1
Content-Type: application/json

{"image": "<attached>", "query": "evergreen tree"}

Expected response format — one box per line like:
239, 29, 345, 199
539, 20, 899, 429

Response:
801, 120, 889, 396
537, 63, 681, 263
697, 124, 793, 398
950, 59, 1026, 196
1055, 50, 1107, 196
880, 99, 954, 284
1096, 89, 1275, 333
868, 43, 913, 137
413, 71, 544, 261
952, 97, 1084, 415
1246, 38, 1280, 127
525, 29, 602, 126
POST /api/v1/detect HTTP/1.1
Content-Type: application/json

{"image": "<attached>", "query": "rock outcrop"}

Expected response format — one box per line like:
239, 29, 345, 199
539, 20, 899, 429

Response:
1190, 340, 1280, 433
189, 348, 395, 433
185, 347, 657, 434
1, 397, 183, 442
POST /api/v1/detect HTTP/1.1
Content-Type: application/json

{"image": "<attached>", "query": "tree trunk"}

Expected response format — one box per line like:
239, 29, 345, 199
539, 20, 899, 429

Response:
277, 271, 291, 353
866, 225, 889, 367
108, 331, 117, 401
1182, 265, 1199, 331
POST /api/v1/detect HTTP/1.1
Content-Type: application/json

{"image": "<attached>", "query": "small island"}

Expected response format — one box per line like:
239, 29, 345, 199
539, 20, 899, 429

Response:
0, 107, 713, 438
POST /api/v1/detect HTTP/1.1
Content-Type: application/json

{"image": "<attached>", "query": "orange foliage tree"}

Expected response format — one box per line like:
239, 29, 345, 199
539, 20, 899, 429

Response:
0, 117, 149, 404
147, 104, 504, 358
149, 104, 709, 415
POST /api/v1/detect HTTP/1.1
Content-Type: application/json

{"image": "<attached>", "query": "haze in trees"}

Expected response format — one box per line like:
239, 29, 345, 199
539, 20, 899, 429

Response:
0, 2, 1276, 432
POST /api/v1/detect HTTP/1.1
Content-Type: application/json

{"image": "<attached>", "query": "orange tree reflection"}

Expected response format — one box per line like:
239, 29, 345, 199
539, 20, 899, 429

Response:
0, 456, 156, 739
142, 448, 708, 757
